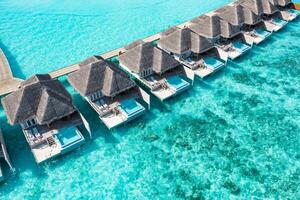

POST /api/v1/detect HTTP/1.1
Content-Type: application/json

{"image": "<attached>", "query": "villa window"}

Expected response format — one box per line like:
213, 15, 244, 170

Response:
90, 91, 103, 101
21, 118, 36, 129
140, 68, 152, 78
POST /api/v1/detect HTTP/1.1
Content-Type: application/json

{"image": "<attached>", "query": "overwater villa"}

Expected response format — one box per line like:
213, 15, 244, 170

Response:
259, 0, 289, 31
1, 74, 88, 164
214, 4, 256, 45
157, 26, 227, 79
235, 0, 274, 44
239, 0, 284, 33
68, 56, 150, 129
118, 40, 194, 101
213, 8, 253, 58
189, 13, 251, 60
270, 0, 300, 21
0, 126, 13, 182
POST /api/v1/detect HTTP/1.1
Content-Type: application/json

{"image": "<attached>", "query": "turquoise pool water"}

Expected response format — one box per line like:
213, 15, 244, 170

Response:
232, 41, 251, 53
55, 126, 83, 148
273, 18, 288, 26
204, 57, 225, 69
119, 99, 145, 118
167, 76, 190, 91
0, 1, 300, 199
255, 29, 272, 39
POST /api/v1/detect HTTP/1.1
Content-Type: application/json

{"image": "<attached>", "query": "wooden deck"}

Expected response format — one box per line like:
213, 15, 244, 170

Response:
0, 49, 23, 96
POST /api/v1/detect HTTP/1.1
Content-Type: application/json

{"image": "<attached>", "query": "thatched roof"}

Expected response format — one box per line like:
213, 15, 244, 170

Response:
157, 27, 191, 55
68, 59, 135, 97
119, 41, 153, 74
215, 4, 245, 25
261, 0, 290, 8
219, 20, 241, 38
277, 0, 292, 7
190, 32, 214, 54
239, 0, 264, 15
267, 0, 278, 5
152, 48, 181, 74
124, 40, 145, 50
1, 74, 76, 125
262, 0, 278, 14
79, 55, 103, 67
119, 41, 180, 75
20, 74, 52, 87
238, 4, 262, 25
189, 14, 221, 39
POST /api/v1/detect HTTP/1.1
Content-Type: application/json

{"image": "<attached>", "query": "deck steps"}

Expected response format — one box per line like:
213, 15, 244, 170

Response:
46, 137, 56, 146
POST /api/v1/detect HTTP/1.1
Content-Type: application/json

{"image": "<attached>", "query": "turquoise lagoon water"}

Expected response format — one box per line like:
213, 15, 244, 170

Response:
1, 1, 300, 199
0, 0, 231, 78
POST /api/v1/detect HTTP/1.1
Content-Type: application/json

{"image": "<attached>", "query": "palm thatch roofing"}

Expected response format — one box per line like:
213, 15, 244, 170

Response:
124, 40, 145, 50
215, 4, 245, 26
68, 58, 136, 97
277, 0, 292, 7
157, 27, 191, 55
238, 0, 264, 16
219, 19, 241, 38
236, 0, 262, 25
267, 0, 279, 5
119, 41, 180, 75
78, 55, 103, 67
262, 0, 279, 14
190, 32, 214, 54
152, 47, 181, 74
189, 14, 221, 39
119, 42, 154, 74
1, 74, 76, 125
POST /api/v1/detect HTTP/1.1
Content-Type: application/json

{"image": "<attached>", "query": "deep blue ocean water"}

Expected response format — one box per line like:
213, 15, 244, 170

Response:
0, 0, 300, 199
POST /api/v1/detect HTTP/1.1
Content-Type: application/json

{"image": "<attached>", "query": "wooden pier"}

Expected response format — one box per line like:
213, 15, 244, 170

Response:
49, 21, 191, 79
0, 15, 191, 94
0, 49, 23, 96
49, 33, 162, 79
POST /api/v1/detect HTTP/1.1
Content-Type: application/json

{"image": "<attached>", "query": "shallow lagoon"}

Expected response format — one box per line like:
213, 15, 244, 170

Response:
0, 0, 300, 199
0, 0, 230, 78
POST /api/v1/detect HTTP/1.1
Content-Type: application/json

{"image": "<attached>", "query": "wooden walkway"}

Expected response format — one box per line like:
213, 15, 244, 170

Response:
49, 21, 192, 79
0, 17, 190, 96
49, 33, 163, 79
0, 49, 23, 96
